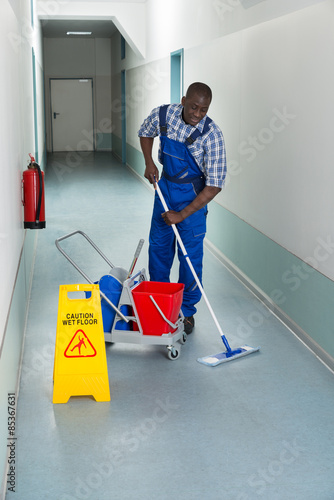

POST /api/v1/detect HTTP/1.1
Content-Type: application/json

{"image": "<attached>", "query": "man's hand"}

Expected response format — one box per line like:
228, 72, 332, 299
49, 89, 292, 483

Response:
161, 210, 184, 226
160, 186, 222, 226
144, 160, 159, 184
140, 137, 159, 184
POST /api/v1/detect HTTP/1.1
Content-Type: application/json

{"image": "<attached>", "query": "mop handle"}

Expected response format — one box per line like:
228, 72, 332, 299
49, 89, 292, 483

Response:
154, 181, 231, 349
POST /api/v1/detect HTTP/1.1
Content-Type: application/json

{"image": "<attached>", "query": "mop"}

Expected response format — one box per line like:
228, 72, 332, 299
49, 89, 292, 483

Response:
154, 181, 260, 366
127, 238, 145, 278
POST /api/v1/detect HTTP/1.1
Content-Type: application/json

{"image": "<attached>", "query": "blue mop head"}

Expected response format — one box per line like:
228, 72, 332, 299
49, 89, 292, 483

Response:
197, 345, 260, 366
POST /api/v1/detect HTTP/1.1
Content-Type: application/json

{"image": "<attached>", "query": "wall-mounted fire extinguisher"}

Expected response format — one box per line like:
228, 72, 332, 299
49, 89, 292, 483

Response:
22, 154, 46, 229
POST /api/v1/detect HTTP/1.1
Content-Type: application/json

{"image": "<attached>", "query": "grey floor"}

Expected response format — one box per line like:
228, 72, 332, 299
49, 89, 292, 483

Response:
9, 152, 334, 499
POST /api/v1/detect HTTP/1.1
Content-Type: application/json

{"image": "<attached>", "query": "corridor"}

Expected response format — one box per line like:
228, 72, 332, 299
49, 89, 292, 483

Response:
10, 153, 334, 500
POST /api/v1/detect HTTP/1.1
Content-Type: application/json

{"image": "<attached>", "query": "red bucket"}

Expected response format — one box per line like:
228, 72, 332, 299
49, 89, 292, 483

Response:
132, 281, 184, 335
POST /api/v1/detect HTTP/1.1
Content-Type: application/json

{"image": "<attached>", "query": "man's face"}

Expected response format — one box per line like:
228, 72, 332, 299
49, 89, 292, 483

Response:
181, 92, 211, 126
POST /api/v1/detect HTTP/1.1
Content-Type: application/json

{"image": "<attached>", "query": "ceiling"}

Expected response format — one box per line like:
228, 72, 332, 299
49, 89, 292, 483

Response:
41, 19, 119, 39
40, 0, 147, 39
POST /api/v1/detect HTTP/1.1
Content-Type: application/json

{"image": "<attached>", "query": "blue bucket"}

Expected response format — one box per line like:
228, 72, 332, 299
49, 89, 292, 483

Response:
98, 274, 123, 333
85, 267, 131, 333
85, 274, 123, 332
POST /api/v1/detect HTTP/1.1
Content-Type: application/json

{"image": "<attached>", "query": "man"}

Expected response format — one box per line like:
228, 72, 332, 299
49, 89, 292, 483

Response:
138, 82, 226, 334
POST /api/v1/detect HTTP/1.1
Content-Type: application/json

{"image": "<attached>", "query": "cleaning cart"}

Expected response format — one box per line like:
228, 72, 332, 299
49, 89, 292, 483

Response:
55, 230, 187, 360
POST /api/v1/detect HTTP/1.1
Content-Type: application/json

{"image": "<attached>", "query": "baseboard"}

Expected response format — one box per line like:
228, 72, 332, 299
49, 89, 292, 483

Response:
0, 230, 38, 499
126, 162, 154, 193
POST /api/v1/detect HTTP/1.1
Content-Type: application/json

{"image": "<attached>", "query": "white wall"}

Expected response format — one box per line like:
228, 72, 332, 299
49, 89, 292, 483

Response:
119, 0, 324, 68
0, 0, 45, 348
117, 0, 334, 282
0, 3, 22, 349
110, 28, 170, 163
185, 0, 334, 280
1, 0, 45, 494
124, 58, 170, 156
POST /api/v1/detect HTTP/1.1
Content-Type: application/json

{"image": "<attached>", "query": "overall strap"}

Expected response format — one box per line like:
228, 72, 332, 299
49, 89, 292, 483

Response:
159, 105, 169, 136
185, 116, 212, 146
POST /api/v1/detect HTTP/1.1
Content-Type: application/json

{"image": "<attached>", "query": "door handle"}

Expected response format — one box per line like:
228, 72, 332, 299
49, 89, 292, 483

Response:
53, 112, 60, 119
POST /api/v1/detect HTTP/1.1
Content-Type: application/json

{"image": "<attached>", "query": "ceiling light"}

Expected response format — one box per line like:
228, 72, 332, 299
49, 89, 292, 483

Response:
66, 31, 92, 36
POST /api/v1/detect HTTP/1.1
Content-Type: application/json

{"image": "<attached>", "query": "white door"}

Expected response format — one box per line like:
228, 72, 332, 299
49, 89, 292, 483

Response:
50, 79, 94, 152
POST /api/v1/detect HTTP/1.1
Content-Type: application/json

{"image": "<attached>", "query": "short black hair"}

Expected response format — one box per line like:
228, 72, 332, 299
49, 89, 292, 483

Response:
186, 82, 212, 102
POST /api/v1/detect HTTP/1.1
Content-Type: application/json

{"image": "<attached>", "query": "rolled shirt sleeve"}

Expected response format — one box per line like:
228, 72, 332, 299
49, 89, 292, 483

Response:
138, 106, 161, 138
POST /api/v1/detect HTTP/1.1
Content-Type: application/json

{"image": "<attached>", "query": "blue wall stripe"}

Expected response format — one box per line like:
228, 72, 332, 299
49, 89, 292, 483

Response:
121, 70, 126, 163
32, 48, 38, 163
30, 0, 34, 27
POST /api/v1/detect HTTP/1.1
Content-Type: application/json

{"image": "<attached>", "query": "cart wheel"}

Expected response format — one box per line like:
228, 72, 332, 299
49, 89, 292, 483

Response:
179, 332, 187, 345
167, 346, 180, 360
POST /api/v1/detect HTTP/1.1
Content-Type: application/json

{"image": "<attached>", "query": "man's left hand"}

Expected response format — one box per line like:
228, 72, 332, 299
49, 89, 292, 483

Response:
161, 210, 183, 226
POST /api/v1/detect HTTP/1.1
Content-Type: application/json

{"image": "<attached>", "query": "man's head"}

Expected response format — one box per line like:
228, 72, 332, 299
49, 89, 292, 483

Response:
181, 82, 212, 126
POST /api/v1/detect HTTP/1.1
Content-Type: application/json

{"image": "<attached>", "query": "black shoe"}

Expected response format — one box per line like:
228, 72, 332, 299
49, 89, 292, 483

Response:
184, 316, 195, 334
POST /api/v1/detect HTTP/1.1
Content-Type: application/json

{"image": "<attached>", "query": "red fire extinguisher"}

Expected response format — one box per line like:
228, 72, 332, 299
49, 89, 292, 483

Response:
22, 154, 46, 229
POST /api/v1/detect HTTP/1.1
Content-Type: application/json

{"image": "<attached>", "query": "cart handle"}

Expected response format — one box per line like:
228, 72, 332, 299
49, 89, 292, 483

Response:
55, 230, 128, 323
149, 295, 178, 330
56, 230, 114, 272
125, 270, 146, 288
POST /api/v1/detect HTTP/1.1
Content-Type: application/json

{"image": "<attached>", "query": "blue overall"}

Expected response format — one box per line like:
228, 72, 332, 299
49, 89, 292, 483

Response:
149, 105, 212, 317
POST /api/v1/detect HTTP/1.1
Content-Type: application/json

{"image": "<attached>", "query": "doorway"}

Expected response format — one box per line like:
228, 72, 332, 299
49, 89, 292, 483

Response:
121, 70, 126, 164
50, 78, 94, 152
170, 49, 184, 104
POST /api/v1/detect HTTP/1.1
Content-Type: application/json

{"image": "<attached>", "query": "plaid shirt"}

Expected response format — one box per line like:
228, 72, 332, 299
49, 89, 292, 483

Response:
138, 103, 226, 188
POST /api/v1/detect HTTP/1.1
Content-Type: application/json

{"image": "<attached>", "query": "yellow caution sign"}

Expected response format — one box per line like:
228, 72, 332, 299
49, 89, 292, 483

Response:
53, 284, 110, 404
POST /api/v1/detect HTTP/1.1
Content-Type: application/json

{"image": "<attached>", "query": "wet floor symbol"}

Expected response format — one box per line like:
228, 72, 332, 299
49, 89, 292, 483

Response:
64, 329, 97, 358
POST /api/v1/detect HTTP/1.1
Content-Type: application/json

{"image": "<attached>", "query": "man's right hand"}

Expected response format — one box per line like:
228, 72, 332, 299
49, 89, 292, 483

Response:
140, 137, 159, 184
144, 161, 159, 184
